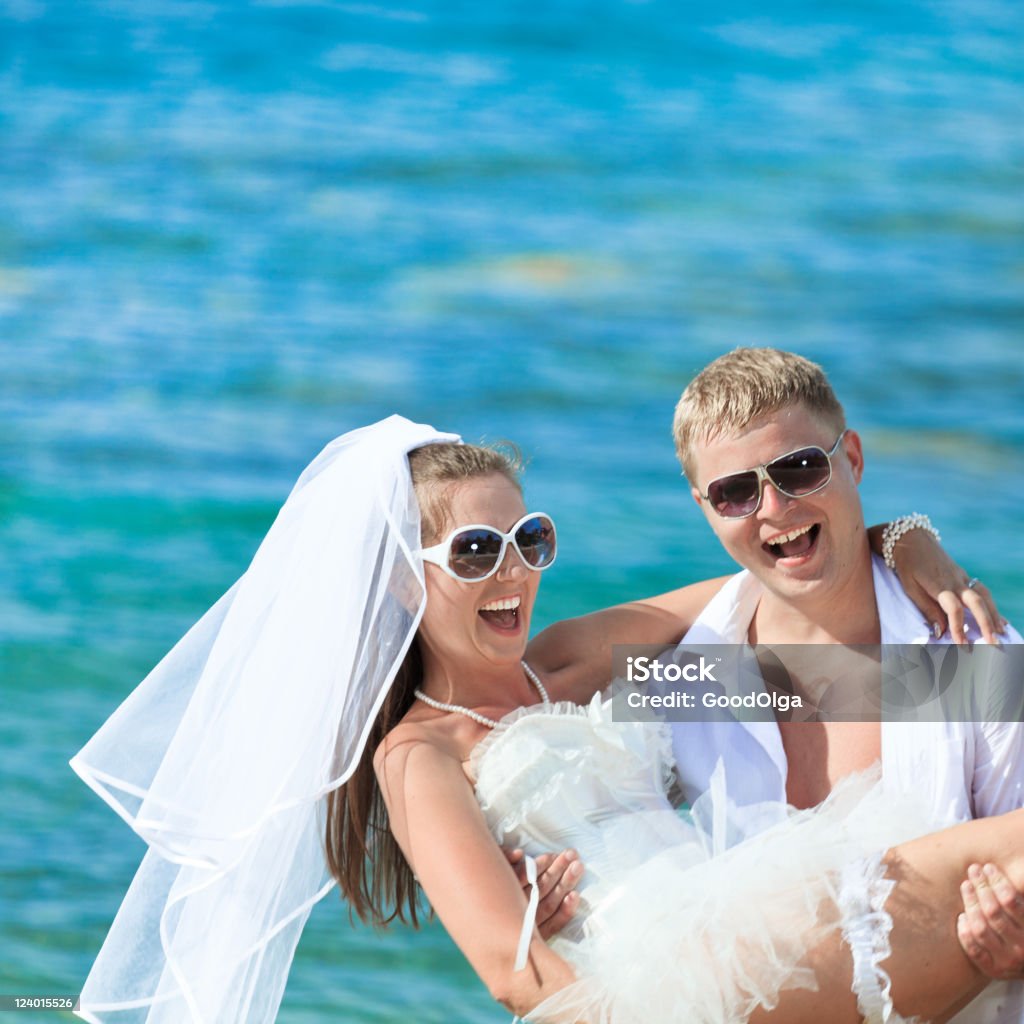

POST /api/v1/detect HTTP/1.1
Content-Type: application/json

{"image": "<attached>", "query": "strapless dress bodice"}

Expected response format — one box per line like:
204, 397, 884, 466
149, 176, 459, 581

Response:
470, 691, 689, 885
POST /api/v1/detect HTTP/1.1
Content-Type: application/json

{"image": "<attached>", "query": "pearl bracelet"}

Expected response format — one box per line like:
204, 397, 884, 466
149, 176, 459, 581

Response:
882, 513, 940, 573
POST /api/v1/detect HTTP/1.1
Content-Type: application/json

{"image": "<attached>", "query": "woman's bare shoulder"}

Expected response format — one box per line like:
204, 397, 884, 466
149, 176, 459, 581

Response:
373, 705, 481, 784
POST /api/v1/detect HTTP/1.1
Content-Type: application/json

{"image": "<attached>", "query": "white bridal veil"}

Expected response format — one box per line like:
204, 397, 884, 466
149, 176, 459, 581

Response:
70, 415, 459, 1023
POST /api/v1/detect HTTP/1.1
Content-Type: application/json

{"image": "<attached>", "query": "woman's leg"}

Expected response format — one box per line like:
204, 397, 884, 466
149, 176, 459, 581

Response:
749, 808, 1024, 1024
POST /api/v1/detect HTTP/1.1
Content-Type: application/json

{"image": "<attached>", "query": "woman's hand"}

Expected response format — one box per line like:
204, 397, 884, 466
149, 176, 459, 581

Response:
870, 523, 1007, 645
957, 863, 1024, 980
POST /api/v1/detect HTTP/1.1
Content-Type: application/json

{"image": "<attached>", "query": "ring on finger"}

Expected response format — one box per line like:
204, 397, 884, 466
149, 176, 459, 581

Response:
967, 577, 980, 590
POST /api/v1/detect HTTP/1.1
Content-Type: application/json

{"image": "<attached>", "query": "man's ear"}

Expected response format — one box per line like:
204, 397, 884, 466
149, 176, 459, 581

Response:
842, 429, 865, 485
690, 485, 704, 510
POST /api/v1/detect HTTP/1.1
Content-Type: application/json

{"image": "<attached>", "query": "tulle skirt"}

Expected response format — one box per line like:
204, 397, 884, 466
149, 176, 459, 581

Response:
523, 770, 933, 1024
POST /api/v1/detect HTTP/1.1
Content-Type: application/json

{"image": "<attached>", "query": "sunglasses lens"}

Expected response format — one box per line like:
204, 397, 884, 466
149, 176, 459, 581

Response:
767, 447, 830, 496
514, 515, 556, 568
448, 529, 503, 579
708, 472, 761, 518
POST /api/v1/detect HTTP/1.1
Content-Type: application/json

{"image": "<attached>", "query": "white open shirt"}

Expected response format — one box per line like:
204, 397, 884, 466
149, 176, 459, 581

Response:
673, 554, 1024, 1023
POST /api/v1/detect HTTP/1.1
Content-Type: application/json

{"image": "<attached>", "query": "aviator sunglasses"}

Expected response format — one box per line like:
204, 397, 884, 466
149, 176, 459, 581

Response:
420, 512, 557, 582
700, 431, 848, 519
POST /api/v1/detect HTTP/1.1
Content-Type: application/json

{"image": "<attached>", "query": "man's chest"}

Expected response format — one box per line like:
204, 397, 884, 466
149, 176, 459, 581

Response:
779, 720, 882, 809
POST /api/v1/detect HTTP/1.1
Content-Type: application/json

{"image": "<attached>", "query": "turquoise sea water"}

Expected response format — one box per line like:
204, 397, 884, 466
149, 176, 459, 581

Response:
1, 1, 1022, 1020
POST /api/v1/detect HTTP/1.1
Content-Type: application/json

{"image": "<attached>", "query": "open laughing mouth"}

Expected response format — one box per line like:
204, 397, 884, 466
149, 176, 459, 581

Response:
763, 523, 821, 561
478, 594, 521, 632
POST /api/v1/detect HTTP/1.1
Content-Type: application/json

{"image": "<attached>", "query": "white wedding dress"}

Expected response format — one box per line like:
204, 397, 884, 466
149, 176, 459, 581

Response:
470, 690, 931, 1024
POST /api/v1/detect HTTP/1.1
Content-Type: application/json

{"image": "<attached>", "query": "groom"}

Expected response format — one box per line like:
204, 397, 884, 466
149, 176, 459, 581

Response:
528, 348, 1024, 1022
668, 347, 1024, 1022
670, 346, 1022, 814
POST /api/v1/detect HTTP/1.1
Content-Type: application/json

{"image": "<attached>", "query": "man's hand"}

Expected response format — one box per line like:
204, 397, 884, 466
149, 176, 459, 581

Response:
505, 847, 584, 940
957, 862, 1024, 980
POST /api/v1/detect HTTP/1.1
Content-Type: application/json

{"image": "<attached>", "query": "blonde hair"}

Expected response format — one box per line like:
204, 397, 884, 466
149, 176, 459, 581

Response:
408, 441, 523, 542
672, 348, 846, 479
323, 440, 522, 929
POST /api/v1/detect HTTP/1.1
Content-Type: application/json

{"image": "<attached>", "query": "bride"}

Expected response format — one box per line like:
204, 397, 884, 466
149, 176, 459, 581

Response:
72, 417, 1017, 1023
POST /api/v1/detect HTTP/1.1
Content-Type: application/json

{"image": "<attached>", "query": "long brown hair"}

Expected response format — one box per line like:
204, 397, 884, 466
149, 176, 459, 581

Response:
323, 440, 522, 927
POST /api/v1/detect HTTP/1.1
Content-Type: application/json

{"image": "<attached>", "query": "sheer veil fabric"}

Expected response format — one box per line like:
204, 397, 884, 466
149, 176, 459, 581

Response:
70, 416, 460, 1023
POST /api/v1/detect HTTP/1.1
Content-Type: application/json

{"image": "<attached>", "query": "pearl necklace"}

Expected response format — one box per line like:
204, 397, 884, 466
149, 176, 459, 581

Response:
413, 661, 551, 729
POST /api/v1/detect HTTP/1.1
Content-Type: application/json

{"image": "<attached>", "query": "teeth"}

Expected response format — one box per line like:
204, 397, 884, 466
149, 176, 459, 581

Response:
768, 524, 814, 545
480, 595, 521, 612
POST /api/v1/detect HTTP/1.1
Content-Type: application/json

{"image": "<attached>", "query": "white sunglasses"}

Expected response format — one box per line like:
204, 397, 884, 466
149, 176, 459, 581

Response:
420, 512, 557, 582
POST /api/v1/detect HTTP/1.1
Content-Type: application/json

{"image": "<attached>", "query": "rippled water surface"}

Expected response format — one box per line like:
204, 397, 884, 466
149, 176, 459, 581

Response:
2, 1, 1022, 1019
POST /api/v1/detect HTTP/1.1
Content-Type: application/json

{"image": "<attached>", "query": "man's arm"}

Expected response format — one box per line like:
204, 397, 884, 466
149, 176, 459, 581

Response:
526, 576, 732, 688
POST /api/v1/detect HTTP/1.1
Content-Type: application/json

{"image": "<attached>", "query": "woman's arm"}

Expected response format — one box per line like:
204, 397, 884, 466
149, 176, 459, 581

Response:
374, 730, 576, 1016
867, 522, 1005, 645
